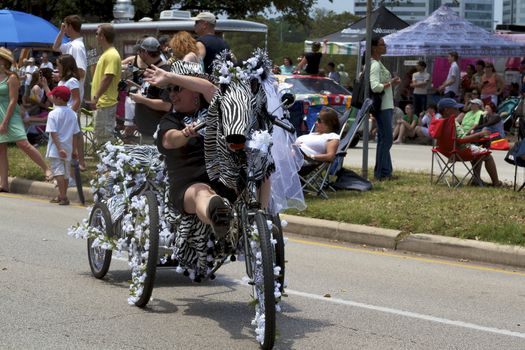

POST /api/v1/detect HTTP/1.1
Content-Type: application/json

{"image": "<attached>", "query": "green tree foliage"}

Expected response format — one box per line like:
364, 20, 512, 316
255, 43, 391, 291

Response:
2, 0, 321, 25
3, 1, 364, 80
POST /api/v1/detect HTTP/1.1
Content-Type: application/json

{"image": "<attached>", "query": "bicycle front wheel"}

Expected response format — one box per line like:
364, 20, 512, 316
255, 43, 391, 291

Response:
252, 211, 276, 349
130, 191, 160, 307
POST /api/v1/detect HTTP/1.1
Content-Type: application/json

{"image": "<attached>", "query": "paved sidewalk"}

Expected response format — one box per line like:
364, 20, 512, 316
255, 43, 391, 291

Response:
344, 142, 521, 184
7, 177, 525, 269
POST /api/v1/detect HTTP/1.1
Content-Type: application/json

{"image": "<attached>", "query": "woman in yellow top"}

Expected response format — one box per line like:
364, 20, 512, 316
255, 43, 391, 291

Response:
369, 37, 401, 181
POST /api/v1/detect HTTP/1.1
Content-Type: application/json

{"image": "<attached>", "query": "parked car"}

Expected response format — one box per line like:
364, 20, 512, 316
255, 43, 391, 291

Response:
276, 75, 361, 147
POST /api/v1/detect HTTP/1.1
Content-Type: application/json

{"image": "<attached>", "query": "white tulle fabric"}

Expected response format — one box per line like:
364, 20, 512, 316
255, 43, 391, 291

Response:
262, 79, 306, 214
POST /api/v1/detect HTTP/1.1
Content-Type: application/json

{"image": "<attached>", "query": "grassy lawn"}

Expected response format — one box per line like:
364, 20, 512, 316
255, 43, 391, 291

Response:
7, 144, 98, 185
8, 144, 525, 246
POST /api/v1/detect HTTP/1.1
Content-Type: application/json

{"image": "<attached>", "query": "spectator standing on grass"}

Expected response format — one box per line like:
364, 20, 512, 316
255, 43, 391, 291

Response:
40, 53, 54, 70
53, 15, 87, 101
193, 12, 230, 75
337, 63, 351, 90
461, 64, 475, 96
90, 24, 121, 145
326, 62, 340, 83
127, 37, 171, 144
295, 41, 322, 75
40, 54, 85, 172
480, 62, 504, 106
0, 47, 52, 192
438, 51, 460, 99
169, 31, 201, 65
45, 86, 80, 206
279, 57, 295, 75
472, 60, 485, 91
158, 35, 171, 61
411, 60, 431, 116
370, 37, 401, 181
23, 58, 38, 100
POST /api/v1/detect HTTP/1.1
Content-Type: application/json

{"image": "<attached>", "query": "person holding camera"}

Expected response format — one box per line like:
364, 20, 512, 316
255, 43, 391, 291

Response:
126, 37, 171, 144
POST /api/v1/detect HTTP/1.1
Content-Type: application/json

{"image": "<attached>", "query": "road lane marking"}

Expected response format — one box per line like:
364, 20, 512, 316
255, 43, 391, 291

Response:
284, 288, 525, 339
288, 238, 525, 277
109, 255, 525, 339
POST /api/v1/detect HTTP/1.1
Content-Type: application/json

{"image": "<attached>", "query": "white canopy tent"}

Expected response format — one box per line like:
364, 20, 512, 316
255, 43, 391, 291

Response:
382, 5, 525, 57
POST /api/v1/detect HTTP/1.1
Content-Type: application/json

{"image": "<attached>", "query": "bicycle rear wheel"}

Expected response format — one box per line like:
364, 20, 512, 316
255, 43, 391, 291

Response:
87, 202, 113, 279
131, 191, 160, 307
251, 211, 276, 349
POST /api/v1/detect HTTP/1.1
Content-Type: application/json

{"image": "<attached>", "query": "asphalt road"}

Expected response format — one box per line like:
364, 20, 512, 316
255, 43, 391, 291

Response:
1, 193, 525, 349
344, 142, 518, 183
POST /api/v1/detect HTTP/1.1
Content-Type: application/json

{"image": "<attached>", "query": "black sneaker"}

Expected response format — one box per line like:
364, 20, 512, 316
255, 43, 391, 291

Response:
207, 195, 231, 239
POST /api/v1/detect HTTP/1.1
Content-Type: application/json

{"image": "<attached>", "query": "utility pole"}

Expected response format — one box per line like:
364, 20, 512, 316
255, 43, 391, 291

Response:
361, 0, 373, 179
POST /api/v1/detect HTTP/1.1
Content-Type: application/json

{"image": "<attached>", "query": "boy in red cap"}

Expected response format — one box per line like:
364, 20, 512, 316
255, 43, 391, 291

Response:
45, 86, 80, 205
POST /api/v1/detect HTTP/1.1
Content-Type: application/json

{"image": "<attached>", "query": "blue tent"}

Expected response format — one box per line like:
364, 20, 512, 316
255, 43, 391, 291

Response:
0, 9, 66, 48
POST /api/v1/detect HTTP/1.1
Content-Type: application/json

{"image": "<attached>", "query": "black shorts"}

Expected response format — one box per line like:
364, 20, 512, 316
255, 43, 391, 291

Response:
169, 173, 211, 214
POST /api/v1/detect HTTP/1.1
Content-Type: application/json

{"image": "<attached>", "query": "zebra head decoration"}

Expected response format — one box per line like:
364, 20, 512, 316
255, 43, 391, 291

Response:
205, 49, 276, 192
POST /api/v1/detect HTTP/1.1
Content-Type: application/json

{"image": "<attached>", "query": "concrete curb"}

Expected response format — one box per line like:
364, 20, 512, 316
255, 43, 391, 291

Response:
282, 214, 400, 250
8, 177, 94, 204
7, 178, 525, 269
281, 214, 525, 269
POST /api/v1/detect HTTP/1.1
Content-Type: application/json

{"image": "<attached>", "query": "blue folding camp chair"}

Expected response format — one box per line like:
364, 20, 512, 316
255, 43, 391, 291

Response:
300, 98, 373, 198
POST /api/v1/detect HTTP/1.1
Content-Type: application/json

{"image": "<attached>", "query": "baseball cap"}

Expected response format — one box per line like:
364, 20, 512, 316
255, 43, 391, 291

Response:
140, 37, 160, 52
470, 98, 483, 107
48, 86, 71, 102
192, 12, 216, 24
437, 98, 463, 110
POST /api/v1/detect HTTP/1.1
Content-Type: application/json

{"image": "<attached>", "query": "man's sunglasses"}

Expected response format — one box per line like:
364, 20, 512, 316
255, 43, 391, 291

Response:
166, 85, 183, 93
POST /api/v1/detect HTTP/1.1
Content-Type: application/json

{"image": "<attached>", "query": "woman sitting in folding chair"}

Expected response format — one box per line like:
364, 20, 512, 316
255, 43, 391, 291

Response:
436, 98, 501, 187
295, 108, 340, 174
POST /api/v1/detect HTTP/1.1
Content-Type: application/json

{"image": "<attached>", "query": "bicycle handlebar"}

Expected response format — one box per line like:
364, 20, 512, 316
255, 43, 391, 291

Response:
268, 115, 295, 133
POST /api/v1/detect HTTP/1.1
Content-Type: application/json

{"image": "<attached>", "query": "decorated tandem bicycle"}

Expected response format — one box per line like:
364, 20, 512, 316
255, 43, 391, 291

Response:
69, 51, 303, 349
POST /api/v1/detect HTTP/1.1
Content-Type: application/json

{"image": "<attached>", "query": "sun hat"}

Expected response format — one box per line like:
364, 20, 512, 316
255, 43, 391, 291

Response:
191, 12, 216, 25
0, 47, 14, 65
470, 98, 483, 107
48, 86, 71, 102
169, 60, 216, 83
437, 98, 464, 110
140, 37, 160, 52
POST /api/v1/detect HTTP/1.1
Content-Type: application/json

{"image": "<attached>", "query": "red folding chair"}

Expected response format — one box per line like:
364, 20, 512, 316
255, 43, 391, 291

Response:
430, 115, 491, 188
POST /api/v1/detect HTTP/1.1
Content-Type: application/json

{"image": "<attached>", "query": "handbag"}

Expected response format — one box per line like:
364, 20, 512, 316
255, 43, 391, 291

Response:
370, 90, 384, 114
350, 75, 365, 109
351, 74, 384, 112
